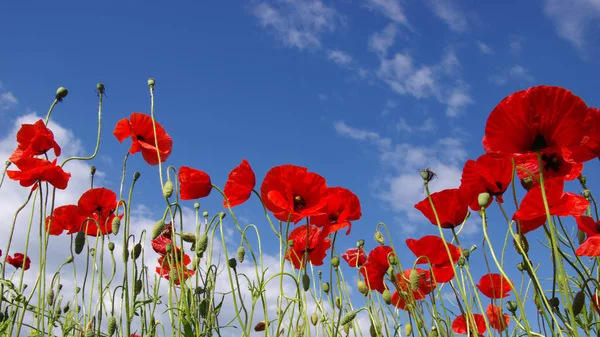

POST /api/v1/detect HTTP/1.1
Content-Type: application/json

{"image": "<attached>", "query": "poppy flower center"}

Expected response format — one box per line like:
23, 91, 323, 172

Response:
595, 222, 600, 233
329, 212, 340, 222
293, 195, 306, 211
530, 134, 547, 152
541, 153, 562, 172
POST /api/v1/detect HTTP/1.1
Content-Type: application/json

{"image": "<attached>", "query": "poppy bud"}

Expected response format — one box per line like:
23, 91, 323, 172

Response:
374, 230, 385, 245
163, 180, 174, 199
63, 302, 70, 314
578, 230, 586, 245
219, 212, 227, 219
572, 291, 585, 316
90, 166, 96, 176
506, 300, 518, 313
181, 232, 196, 243
111, 216, 121, 235
96, 83, 105, 94
302, 273, 310, 291
457, 256, 465, 267
388, 255, 397, 265
46, 289, 54, 306
55, 87, 68, 101
65, 255, 74, 264
429, 326, 438, 337
228, 258, 237, 270
578, 175, 587, 185
344, 323, 351, 334
405, 323, 413, 336
237, 246, 245, 263
549, 297, 560, 308
357, 281, 368, 295
151, 220, 166, 240
133, 243, 142, 260
340, 311, 357, 325
520, 177, 534, 191
74, 231, 85, 255
148, 78, 156, 87
420, 169, 435, 183
477, 192, 491, 208
461, 249, 470, 259
382, 289, 392, 304
194, 202, 200, 210
108, 242, 115, 252
254, 321, 266, 332
513, 234, 529, 255
409, 269, 420, 291
357, 239, 365, 248
584, 189, 591, 199
196, 233, 208, 256
322, 282, 330, 293
335, 297, 342, 309
133, 171, 141, 181
331, 256, 340, 268
386, 266, 396, 282
90, 248, 96, 258
75, 287, 81, 294
134, 279, 142, 295
107, 317, 117, 336
516, 263, 525, 271
370, 324, 380, 337
311, 313, 318, 326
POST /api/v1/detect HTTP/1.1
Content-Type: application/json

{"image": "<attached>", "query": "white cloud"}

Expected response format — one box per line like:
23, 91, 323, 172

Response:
333, 120, 392, 148
396, 117, 436, 133
425, 0, 468, 32
382, 98, 397, 115
0, 92, 18, 110
368, 23, 397, 56
327, 49, 353, 66
364, 0, 409, 25
252, 0, 341, 50
488, 64, 534, 86
446, 87, 473, 117
477, 41, 493, 55
543, 0, 600, 49
509, 37, 524, 55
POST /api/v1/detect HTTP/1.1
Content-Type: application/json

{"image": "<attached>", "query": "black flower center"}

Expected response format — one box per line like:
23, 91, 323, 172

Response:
329, 212, 340, 222
542, 153, 562, 172
531, 134, 547, 152
293, 195, 306, 211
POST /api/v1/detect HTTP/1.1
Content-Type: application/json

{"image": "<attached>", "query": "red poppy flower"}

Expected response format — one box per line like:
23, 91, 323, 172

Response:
575, 236, 600, 256
476, 273, 513, 299
223, 159, 256, 208
575, 216, 600, 238
9, 119, 61, 162
483, 86, 591, 159
156, 253, 194, 285
414, 188, 470, 228
113, 112, 173, 166
285, 225, 331, 269
452, 314, 487, 335
45, 205, 86, 235
571, 107, 600, 162
391, 268, 437, 310
77, 188, 119, 236
7, 158, 71, 190
486, 304, 510, 332
513, 178, 589, 234
260, 165, 328, 223
515, 151, 583, 186
7, 253, 31, 270
151, 223, 184, 256
406, 235, 461, 283
179, 166, 212, 200
310, 187, 361, 235
342, 248, 367, 268
360, 246, 395, 293
460, 154, 513, 210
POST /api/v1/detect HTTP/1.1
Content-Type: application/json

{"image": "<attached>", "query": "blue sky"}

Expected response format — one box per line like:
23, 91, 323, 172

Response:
1, 0, 600, 324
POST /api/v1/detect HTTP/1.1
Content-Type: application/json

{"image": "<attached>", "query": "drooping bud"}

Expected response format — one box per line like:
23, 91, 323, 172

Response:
133, 171, 141, 181
478, 192, 491, 209
335, 297, 342, 309
46, 289, 55, 306
374, 230, 385, 245
405, 323, 413, 336
237, 246, 246, 263
340, 311, 357, 325
462, 249, 470, 259
549, 297, 560, 308
572, 291, 585, 316
409, 269, 420, 291
506, 300, 518, 313
516, 263, 525, 272
386, 266, 396, 282
55, 87, 69, 101
163, 180, 174, 199
388, 255, 397, 265
74, 231, 86, 255
228, 258, 237, 270
134, 279, 143, 295
196, 233, 208, 256
111, 216, 121, 235
357, 281, 368, 295
65, 255, 74, 264
302, 273, 310, 291
382, 289, 392, 304
181, 232, 196, 243
520, 177, 534, 191
107, 317, 117, 336
151, 220, 166, 240
331, 256, 340, 268
108, 242, 115, 252
133, 243, 142, 260
344, 323, 351, 335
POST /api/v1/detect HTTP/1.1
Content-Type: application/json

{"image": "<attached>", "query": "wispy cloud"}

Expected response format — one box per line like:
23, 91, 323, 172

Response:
382, 98, 397, 115
252, 0, 341, 50
509, 36, 524, 55
363, 0, 409, 25
0, 92, 17, 111
327, 49, 353, 66
396, 117, 436, 133
477, 41, 493, 55
333, 120, 392, 148
488, 64, 534, 85
368, 23, 397, 56
425, 0, 468, 32
543, 0, 600, 50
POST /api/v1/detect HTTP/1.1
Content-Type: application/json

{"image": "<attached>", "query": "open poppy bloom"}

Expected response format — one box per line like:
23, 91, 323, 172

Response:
483, 86, 591, 160
391, 268, 436, 310
360, 245, 395, 293
574, 216, 600, 256
414, 188, 470, 228
285, 224, 331, 269
487, 304, 510, 332
460, 154, 513, 210
9, 119, 61, 162
113, 112, 173, 166
156, 253, 194, 285
310, 187, 361, 235
223, 159, 255, 207
179, 166, 212, 200
476, 273, 513, 299
46, 205, 86, 235
406, 235, 461, 283
7, 158, 71, 190
513, 178, 589, 234
515, 151, 583, 186
7, 253, 31, 270
260, 165, 329, 223
342, 247, 367, 268
77, 188, 120, 236
452, 314, 487, 335
151, 223, 184, 256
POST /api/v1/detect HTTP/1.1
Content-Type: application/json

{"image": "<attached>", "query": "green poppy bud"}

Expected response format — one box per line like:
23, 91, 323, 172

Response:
311, 313, 318, 326
133, 171, 141, 181
55, 87, 68, 101
107, 317, 117, 336
358, 281, 369, 295
228, 258, 237, 270
111, 216, 121, 235
405, 323, 413, 336
237, 246, 245, 263
181, 232, 196, 243
108, 242, 115, 252
302, 273, 310, 291
340, 311, 357, 325
331, 256, 340, 268
74, 231, 85, 255
374, 230, 385, 245
322, 282, 330, 293
151, 220, 166, 240
163, 180, 174, 199
382, 289, 392, 304
196, 233, 208, 256
133, 243, 142, 260
572, 291, 585, 316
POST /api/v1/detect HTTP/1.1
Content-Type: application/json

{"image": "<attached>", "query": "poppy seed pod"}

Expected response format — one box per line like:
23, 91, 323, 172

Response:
462, 249, 470, 259
133, 171, 141, 181
578, 175, 587, 185
96, 83, 105, 94
108, 242, 115, 252
194, 202, 200, 210
477, 192, 491, 208
357, 239, 365, 248
202, 210, 209, 218
55, 87, 68, 100
420, 169, 435, 183
506, 300, 518, 313
147, 78, 155, 87
331, 256, 340, 268
228, 258, 237, 270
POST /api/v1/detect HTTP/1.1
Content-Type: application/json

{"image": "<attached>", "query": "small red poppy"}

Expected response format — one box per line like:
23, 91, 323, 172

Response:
260, 165, 329, 223
414, 188, 470, 228
7, 158, 71, 190
451, 314, 487, 335
156, 253, 194, 285
513, 178, 589, 234
223, 159, 256, 208
486, 304, 510, 332
7, 253, 31, 270
460, 154, 513, 210
45, 205, 86, 235
476, 273, 513, 299
575, 236, 600, 257
310, 187, 361, 235
342, 248, 367, 268
179, 166, 212, 200
9, 119, 61, 162
285, 224, 331, 269
360, 246, 395, 293
151, 223, 183, 256
77, 188, 119, 236
483, 86, 591, 159
406, 235, 461, 283
113, 112, 173, 166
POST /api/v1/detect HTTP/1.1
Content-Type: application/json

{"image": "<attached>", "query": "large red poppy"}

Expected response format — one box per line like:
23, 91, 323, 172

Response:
179, 166, 212, 200
45, 205, 86, 235
342, 247, 367, 268
360, 246, 395, 293
476, 273, 513, 299
9, 119, 61, 162
7, 253, 31, 270
451, 314, 487, 335
260, 165, 328, 223
483, 86, 591, 159
486, 304, 510, 332
77, 188, 119, 236
113, 112, 173, 166
223, 159, 256, 208
285, 224, 331, 269
513, 178, 589, 234
7, 158, 71, 190
310, 187, 361, 235
406, 235, 461, 283
460, 154, 513, 210
414, 188, 470, 228
156, 253, 194, 285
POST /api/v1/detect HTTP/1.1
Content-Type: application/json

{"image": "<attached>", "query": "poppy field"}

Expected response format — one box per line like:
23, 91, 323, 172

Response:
1, 81, 600, 337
